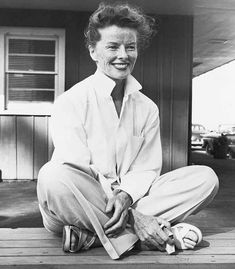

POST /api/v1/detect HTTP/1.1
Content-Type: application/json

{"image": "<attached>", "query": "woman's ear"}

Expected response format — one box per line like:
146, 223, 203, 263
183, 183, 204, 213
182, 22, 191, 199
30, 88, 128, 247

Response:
89, 45, 97, 62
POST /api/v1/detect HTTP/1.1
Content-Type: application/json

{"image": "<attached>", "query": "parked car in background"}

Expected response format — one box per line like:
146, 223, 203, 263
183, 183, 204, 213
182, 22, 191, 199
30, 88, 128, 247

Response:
191, 124, 207, 148
202, 124, 235, 159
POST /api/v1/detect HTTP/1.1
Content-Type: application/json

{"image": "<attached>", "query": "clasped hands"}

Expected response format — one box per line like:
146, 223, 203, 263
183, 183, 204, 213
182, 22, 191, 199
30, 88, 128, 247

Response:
104, 189, 174, 251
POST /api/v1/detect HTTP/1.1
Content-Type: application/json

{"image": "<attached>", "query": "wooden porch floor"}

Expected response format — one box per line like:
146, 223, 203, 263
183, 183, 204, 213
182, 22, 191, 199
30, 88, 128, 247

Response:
1, 227, 235, 268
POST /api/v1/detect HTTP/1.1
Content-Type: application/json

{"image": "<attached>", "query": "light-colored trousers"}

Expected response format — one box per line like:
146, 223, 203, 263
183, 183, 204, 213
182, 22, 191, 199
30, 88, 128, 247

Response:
37, 162, 219, 259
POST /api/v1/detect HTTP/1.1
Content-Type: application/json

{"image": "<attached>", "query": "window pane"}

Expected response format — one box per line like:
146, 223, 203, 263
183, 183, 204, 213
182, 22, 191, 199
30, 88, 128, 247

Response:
8, 55, 55, 71
9, 39, 55, 55
9, 89, 54, 102
3, 30, 64, 112
8, 73, 55, 89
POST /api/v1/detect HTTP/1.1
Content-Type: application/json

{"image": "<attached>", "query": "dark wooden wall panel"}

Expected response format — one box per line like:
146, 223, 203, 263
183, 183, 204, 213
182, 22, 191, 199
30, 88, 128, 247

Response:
168, 17, 193, 172
134, 16, 193, 173
0, 9, 193, 179
155, 16, 192, 173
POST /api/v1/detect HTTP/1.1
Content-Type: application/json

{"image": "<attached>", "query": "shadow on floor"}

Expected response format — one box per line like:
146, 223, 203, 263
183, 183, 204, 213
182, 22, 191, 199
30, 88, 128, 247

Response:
0, 149, 234, 228
0, 180, 43, 228
187, 149, 235, 228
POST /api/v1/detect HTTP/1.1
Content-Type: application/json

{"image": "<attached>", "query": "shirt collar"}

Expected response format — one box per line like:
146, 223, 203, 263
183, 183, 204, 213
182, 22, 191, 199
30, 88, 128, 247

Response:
92, 69, 142, 98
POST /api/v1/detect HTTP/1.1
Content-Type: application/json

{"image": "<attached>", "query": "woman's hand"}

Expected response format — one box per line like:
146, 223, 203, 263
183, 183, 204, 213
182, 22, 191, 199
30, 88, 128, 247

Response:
104, 190, 132, 237
129, 209, 174, 251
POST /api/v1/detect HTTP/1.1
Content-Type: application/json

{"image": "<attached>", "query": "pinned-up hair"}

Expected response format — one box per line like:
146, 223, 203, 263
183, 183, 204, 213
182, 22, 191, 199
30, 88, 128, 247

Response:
84, 2, 158, 50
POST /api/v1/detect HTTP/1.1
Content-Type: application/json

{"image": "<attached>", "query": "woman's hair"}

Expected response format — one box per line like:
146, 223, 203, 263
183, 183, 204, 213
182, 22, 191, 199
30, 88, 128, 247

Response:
84, 2, 157, 50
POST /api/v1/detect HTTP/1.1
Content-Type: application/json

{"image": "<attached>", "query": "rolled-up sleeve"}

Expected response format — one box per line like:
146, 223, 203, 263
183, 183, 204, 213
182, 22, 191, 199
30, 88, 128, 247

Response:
118, 108, 162, 204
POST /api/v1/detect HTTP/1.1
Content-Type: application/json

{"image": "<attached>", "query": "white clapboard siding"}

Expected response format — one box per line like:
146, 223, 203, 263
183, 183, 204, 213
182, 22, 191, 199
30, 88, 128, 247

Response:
0, 115, 53, 180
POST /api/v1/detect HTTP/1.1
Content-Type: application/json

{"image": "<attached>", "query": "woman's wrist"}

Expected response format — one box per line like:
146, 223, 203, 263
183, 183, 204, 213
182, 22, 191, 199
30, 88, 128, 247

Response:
113, 189, 133, 206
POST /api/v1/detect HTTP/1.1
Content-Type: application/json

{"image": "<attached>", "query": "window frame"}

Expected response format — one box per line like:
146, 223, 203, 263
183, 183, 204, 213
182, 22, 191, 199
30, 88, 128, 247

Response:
0, 27, 65, 116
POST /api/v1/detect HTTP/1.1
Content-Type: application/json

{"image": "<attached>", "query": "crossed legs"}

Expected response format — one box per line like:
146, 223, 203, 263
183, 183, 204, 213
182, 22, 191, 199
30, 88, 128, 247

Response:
37, 162, 219, 257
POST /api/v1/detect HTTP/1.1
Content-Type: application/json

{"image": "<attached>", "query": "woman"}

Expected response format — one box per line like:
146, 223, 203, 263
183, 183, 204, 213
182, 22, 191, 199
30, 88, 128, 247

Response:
37, 2, 219, 259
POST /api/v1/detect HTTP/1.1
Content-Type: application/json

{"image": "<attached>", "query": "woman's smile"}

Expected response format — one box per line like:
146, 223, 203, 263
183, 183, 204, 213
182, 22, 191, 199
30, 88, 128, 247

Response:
112, 62, 129, 70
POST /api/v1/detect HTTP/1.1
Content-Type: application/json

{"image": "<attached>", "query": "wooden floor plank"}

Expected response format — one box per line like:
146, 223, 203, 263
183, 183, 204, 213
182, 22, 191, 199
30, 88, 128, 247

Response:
1, 227, 235, 239
1, 227, 235, 235
1, 265, 234, 269
0, 240, 61, 248
1, 227, 235, 268
201, 227, 235, 233
1, 227, 234, 235
1, 246, 235, 256
0, 228, 52, 235
0, 233, 60, 240
1, 254, 235, 265
1, 238, 235, 248
1, 232, 234, 240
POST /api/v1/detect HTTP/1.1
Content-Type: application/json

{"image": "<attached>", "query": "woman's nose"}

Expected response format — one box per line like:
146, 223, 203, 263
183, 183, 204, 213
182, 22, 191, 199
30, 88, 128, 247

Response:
117, 46, 128, 59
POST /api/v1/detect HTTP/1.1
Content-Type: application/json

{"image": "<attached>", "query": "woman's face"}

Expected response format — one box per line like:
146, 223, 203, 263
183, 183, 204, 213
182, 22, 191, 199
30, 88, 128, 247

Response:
89, 25, 138, 83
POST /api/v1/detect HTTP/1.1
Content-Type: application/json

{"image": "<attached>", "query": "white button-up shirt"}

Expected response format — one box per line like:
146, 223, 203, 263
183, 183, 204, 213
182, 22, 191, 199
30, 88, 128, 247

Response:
50, 70, 162, 204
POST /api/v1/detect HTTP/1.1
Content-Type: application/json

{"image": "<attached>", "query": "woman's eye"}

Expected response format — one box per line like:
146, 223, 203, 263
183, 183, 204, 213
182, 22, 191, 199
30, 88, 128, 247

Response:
127, 46, 136, 51
107, 46, 118, 50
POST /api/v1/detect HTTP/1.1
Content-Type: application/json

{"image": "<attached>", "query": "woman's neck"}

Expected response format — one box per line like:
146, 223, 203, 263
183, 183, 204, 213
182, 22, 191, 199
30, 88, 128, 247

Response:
111, 80, 125, 118
111, 80, 125, 101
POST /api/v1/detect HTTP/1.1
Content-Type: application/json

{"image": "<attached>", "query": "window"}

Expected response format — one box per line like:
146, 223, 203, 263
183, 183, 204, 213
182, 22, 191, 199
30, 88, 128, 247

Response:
0, 27, 65, 115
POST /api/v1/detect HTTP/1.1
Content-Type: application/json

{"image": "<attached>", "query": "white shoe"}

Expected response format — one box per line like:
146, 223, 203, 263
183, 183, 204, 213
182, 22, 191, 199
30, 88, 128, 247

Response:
62, 225, 96, 253
172, 223, 202, 250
